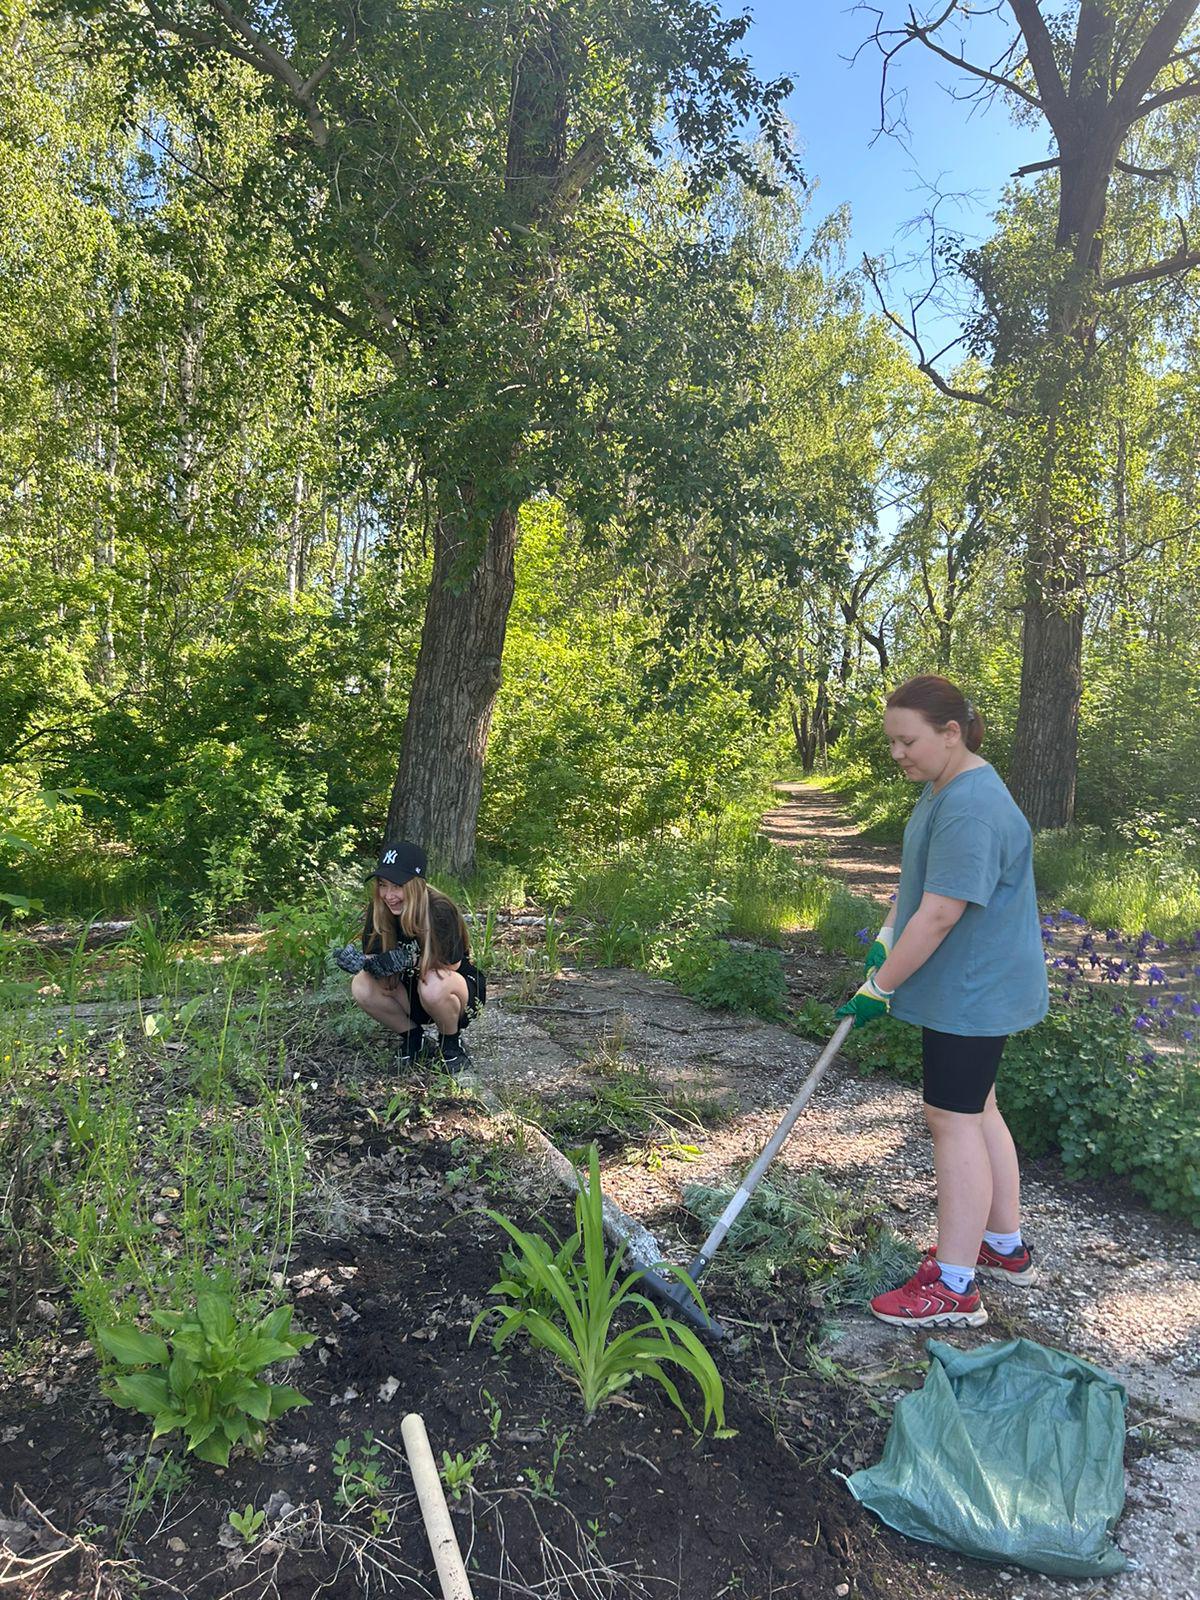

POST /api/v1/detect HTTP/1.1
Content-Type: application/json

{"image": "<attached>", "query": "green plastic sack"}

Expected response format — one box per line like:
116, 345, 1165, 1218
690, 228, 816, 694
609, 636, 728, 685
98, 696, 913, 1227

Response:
847, 1338, 1127, 1577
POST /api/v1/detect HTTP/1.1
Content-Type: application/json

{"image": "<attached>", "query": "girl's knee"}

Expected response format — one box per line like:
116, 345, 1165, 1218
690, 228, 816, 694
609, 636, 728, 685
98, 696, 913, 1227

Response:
350, 970, 377, 1007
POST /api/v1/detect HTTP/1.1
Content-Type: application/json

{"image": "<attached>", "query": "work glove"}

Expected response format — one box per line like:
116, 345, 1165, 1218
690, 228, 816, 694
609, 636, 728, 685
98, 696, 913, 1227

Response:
364, 944, 418, 980
333, 944, 367, 975
864, 922, 895, 980
836, 973, 894, 1030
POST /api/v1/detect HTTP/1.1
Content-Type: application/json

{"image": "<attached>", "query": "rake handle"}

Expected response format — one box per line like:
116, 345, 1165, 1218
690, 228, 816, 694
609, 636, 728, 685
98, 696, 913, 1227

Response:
691, 1016, 855, 1277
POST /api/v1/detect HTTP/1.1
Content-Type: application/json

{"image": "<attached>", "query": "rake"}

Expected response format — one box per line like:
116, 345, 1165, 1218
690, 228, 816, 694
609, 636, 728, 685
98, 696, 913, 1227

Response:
622, 1017, 855, 1340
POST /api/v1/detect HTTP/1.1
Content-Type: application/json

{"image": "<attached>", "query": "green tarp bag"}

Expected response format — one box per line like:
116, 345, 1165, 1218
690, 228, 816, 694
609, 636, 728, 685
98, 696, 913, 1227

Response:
846, 1337, 1127, 1577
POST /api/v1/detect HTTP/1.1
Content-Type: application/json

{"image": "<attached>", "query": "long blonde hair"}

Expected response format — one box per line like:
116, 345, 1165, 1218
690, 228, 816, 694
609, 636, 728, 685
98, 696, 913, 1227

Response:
369, 877, 469, 976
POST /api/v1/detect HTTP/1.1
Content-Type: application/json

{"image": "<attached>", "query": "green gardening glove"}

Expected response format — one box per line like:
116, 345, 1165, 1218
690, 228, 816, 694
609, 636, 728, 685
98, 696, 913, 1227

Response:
836, 974, 894, 1030
864, 923, 895, 980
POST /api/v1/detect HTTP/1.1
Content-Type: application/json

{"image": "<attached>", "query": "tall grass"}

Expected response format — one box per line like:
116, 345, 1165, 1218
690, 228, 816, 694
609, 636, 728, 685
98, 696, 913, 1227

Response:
1033, 827, 1200, 938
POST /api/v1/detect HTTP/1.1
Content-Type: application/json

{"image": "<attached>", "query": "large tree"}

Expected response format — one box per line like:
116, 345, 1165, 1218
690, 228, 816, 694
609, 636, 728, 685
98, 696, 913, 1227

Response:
74, 0, 795, 872
867, 0, 1200, 827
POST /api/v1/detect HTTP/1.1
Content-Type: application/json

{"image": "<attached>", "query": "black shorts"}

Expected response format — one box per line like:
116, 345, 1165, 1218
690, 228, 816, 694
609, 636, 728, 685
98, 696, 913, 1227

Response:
405, 962, 486, 1030
922, 1028, 1007, 1114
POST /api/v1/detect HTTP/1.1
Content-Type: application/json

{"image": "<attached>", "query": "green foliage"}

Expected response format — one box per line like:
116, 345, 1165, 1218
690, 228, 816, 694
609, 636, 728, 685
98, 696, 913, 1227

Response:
98, 1290, 313, 1467
471, 1146, 728, 1431
847, 991, 1200, 1227
227, 1504, 266, 1545
667, 936, 788, 1018
1033, 825, 1200, 941
683, 1173, 920, 1303
333, 1431, 392, 1521
440, 1444, 490, 1501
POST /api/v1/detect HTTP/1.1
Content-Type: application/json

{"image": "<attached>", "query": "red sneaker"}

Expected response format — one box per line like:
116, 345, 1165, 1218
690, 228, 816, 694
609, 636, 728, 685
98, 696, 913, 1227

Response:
870, 1256, 988, 1329
976, 1239, 1038, 1285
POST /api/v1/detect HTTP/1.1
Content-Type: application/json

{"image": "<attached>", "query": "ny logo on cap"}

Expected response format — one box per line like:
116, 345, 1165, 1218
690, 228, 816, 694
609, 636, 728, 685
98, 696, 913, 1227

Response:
382, 849, 398, 865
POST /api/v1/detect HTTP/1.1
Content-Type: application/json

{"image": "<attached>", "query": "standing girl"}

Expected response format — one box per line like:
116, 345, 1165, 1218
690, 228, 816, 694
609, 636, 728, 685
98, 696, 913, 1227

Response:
837, 675, 1048, 1328
348, 841, 485, 1069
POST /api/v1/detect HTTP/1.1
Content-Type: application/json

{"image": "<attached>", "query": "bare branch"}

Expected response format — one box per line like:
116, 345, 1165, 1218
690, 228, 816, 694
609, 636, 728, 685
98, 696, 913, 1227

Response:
1100, 243, 1200, 290
862, 254, 995, 408
901, 3, 1044, 113
1012, 156, 1062, 177
1129, 76, 1200, 119
1114, 158, 1177, 178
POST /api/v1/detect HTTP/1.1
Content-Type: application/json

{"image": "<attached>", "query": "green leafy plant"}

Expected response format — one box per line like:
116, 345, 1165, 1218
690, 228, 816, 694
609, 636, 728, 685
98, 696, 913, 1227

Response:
333, 1430, 393, 1532
523, 1428, 570, 1499
98, 1289, 314, 1466
471, 1145, 728, 1431
792, 995, 837, 1042
440, 1443, 490, 1500
367, 1088, 429, 1130
228, 1504, 266, 1544
667, 934, 788, 1018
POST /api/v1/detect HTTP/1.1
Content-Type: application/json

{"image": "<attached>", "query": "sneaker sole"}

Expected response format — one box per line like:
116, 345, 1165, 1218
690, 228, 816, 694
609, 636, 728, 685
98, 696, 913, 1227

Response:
871, 1305, 989, 1329
976, 1264, 1039, 1285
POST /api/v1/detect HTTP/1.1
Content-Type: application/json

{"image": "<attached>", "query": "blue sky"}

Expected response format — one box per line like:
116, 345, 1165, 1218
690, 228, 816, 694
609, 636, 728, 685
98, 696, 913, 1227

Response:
730, 2, 1051, 332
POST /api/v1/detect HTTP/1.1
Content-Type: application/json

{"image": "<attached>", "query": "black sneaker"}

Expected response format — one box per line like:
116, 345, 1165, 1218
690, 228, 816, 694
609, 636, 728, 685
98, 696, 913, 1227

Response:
394, 1027, 425, 1066
423, 1032, 470, 1075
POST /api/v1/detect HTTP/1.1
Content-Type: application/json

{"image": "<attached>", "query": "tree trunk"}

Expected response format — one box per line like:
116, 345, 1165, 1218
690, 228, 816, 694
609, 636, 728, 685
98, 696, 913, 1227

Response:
1008, 556, 1084, 830
386, 502, 519, 875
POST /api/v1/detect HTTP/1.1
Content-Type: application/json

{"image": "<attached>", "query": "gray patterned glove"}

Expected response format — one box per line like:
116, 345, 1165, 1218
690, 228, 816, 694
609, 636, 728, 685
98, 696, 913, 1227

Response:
333, 944, 367, 974
364, 944, 418, 980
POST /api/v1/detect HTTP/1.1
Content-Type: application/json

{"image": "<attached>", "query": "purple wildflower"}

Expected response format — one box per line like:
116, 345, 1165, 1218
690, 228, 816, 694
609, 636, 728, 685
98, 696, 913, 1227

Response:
1147, 965, 1167, 984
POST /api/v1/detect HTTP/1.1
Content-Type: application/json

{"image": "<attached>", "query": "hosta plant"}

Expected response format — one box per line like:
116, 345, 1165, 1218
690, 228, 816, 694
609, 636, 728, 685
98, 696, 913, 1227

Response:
471, 1145, 728, 1432
98, 1289, 314, 1466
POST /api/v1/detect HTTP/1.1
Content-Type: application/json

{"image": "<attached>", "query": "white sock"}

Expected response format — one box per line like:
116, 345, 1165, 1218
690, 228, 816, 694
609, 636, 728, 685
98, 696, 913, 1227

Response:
984, 1229, 1023, 1254
936, 1261, 975, 1296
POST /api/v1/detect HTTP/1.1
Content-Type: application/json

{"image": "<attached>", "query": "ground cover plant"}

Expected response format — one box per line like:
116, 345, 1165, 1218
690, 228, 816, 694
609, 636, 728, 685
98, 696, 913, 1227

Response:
683, 1173, 922, 1306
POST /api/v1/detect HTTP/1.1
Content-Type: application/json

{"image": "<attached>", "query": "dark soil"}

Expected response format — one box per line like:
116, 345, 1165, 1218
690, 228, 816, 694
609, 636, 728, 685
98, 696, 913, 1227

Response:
0, 1054, 953, 1600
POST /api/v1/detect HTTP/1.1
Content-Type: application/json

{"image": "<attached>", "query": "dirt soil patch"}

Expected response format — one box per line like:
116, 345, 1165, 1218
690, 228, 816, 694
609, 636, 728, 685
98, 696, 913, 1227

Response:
1, 1041, 948, 1600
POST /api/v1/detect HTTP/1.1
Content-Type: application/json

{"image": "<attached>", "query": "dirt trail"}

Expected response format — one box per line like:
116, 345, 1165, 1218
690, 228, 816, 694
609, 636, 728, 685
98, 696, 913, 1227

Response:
762, 780, 899, 906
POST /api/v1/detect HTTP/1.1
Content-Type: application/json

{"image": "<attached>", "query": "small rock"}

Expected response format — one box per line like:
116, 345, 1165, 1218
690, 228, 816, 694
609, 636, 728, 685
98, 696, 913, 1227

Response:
167, 1536, 187, 1553
835, 1586, 850, 1597
152, 1211, 170, 1226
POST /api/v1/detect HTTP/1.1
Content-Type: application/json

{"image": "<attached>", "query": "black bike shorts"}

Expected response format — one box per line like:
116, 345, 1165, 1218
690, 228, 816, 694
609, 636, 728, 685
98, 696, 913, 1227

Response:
406, 962, 487, 1030
922, 1028, 1008, 1114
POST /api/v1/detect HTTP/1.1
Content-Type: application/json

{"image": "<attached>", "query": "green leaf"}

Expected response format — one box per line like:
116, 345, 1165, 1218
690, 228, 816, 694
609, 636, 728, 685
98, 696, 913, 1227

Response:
228, 1378, 271, 1421
111, 1372, 173, 1416
236, 1334, 302, 1369
191, 1431, 231, 1466
168, 1352, 197, 1398
196, 1291, 236, 1346
267, 1383, 310, 1419
97, 1324, 170, 1368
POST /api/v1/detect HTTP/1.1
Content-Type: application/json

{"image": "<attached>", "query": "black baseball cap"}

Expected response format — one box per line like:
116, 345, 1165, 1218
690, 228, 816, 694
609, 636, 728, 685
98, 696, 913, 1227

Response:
371, 841, 427, 886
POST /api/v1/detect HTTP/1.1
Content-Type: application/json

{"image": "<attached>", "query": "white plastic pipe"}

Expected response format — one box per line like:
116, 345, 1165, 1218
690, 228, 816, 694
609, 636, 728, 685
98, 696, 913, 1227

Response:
400, 1413, 474, 1600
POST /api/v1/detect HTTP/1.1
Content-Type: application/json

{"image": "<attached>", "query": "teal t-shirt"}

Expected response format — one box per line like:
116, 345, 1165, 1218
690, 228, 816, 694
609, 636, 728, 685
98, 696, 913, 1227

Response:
890, 764, 1048, 1038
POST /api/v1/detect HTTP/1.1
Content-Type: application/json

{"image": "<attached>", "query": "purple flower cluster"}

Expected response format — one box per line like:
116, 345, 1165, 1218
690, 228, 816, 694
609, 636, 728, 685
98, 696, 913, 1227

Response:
1041, 909, 1200, 1065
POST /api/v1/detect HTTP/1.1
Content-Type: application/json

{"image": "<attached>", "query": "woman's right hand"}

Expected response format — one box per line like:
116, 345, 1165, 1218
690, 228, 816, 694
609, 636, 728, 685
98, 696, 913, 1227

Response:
836, 974, 894, 1029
